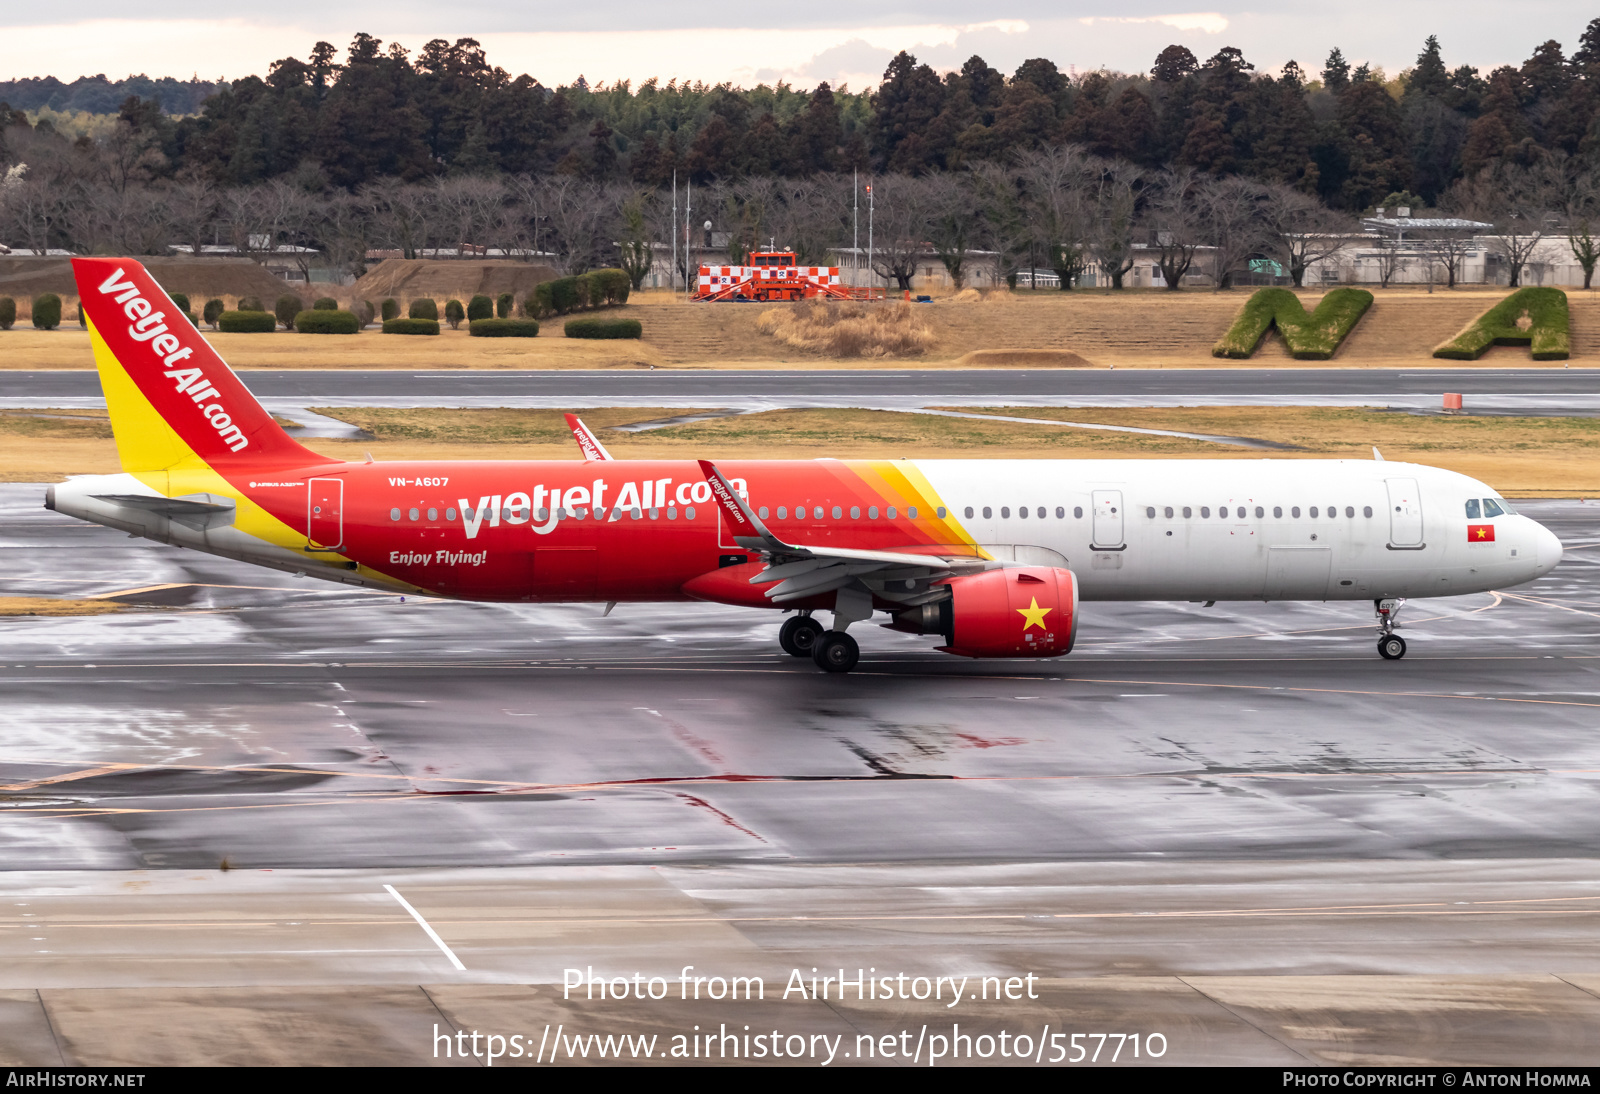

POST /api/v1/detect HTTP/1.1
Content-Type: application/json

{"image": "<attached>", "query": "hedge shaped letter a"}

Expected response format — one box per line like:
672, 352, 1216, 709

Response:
1432, 287, 1570, 361
1211, 287, 1374, 361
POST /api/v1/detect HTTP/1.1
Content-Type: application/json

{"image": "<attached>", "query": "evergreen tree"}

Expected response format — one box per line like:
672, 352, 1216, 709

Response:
1323, 48, 1351, 92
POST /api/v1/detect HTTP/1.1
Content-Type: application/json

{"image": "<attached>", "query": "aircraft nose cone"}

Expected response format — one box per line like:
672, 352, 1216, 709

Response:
1534, 522, 1564, 576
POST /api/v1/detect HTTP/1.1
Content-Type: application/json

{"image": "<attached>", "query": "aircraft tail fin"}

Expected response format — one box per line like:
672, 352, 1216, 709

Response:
71, 257, 319, 473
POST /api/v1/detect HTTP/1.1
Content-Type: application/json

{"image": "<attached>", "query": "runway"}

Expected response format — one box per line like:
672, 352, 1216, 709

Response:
4, 367, 1600, 415
3, 486, 1600, 1064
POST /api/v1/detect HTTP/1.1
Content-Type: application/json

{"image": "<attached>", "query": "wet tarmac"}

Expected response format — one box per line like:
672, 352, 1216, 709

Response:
4, 486, 1600, 1065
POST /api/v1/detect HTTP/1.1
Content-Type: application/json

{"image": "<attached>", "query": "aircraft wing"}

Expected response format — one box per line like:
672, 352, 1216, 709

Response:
565, 414, 613, 461
697, 460, 983, 605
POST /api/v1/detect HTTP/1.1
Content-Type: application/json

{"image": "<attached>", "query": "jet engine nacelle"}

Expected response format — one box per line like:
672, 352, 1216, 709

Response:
891, 566, 1079, 658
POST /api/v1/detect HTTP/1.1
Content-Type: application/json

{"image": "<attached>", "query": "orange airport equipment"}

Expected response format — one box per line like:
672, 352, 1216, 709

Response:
695, 250, 885, 302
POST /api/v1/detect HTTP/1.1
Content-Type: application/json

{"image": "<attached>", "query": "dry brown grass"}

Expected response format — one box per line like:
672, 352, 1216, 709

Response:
0, 328, 665, 371
756, 300, 936, 358
8, 404, 1596, 496
0, 597, 124, 616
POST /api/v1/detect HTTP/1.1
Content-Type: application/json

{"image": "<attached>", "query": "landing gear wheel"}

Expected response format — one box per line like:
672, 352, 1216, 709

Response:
1378, 635, 1407, 660
779, 616, 824, 657
811, 631, 860, 673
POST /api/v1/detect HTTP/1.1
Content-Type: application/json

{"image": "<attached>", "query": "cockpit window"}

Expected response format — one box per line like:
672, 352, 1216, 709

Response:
1482, 498, 1506, 518
1465, 499, 1481, 519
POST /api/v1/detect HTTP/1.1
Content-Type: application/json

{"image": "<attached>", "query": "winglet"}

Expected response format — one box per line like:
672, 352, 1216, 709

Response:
697, 459, 791, 554
565, 414, 613, 461
1373, 446, 1385, 461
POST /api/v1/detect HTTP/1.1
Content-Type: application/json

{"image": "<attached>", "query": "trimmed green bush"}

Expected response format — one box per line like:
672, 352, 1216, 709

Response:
203, 298, 225, 328
531, 276, 582, 318
313, 297, 339, 310
381, 298, 400, 321
591, 268, 631, 305
409, 298, 439, 321
239, 296, 263, 312
565, 317, 642, 340
167, 292, 198, 327
218, 310, 278, 333
383, 317, 440, 335
0, 297, 14, 330
527, 270, 633, 318
274, 294, 303, 330
1212, 288, 1373, 360
469, 318, 541, 338
1433, 287, 1570, 360
444, 299, 465, 329
293, 309, 361, 334
496, 292, 513, 318
32, 294, 62, 330
467, 294, 494, 322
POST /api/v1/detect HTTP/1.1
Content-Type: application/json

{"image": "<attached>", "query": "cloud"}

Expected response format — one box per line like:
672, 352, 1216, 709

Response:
1079, 13, 1229, 35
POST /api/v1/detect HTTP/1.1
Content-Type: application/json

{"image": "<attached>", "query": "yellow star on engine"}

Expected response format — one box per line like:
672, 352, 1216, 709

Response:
1017, 597, 1051, 631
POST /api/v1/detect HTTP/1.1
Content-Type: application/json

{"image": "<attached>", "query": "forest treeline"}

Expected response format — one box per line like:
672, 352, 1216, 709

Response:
6, 26, 1600, 210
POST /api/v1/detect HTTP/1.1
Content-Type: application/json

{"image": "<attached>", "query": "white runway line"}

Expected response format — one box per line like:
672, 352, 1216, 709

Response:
383, 883, 467, 971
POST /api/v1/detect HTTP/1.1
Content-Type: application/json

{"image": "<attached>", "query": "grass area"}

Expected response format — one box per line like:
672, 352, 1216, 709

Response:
757, 300, 935, 358
0, 597, 123, 616
1433, 287, 1571, 360
7, 405, 1597, 496
1213, 288, 1374, 359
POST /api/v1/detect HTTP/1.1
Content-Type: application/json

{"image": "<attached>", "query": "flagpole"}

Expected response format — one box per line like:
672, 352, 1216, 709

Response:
671, 170, 678, 293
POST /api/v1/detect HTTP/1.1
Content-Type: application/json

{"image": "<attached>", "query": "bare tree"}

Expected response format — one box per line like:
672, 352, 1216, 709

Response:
1561, 165, 1600, 290
1450, 164, 1553, 288
864, 174, 929, 291
1198, 175, 1267, 290
1416, 223, 1477, 289
165, 175, 221, 256
320, 191, 374, 281
1015, 145, 1093, 290
924, 172, 982, 289
1260, 183, 1351, 288
1371, 233, 1407, 287
360, 179, 434, 260
1089, 159, 1141, 290
533, 175, 611, 274
1144, 168, 1203, 291
0, 173, 70, 255
772, 174, 848, 267
970, 161, 1028, 289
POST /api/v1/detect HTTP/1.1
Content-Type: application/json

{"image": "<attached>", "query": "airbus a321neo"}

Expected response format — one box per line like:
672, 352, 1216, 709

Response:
47, 258, 1563, 672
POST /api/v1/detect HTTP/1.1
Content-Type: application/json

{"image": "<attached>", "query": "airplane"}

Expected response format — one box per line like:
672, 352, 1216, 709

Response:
46, 257, 1564, 673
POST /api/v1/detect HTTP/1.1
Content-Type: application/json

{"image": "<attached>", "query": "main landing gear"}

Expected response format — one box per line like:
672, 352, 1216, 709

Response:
1375, 597, 1407, 660
779, 614, 824, 657
778, 613, 860, 673
811, 631, 860, 673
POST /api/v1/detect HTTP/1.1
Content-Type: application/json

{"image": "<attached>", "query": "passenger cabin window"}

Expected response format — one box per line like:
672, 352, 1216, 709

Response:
965, 507, 974, 518
1309, 507, 1318, 518
983, 507, 992, 519
1056, 507, 1065, 518
1200, 507, 1210, 518
1073, 506, 1084, 519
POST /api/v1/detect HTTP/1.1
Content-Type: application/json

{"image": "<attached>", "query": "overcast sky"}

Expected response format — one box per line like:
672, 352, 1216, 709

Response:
6, 3, 1596, 90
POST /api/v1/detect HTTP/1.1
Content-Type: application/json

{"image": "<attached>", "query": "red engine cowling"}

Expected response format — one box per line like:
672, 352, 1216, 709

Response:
937, 566, 1078, 658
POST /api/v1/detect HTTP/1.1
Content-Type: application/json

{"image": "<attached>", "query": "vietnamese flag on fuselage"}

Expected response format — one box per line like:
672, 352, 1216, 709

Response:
1468, 523, 1496, 542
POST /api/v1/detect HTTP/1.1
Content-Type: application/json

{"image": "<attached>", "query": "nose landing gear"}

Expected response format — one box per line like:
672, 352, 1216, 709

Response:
1375, 597, 1407, 660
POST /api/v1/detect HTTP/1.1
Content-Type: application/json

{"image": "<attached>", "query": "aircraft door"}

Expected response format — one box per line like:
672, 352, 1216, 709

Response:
1091, 489, 1124, 549
307, 478, 343, 550
1386, 478, 1424, 547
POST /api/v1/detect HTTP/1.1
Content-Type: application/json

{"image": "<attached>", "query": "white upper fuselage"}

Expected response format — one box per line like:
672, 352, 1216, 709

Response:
909, 458, 1561, 601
